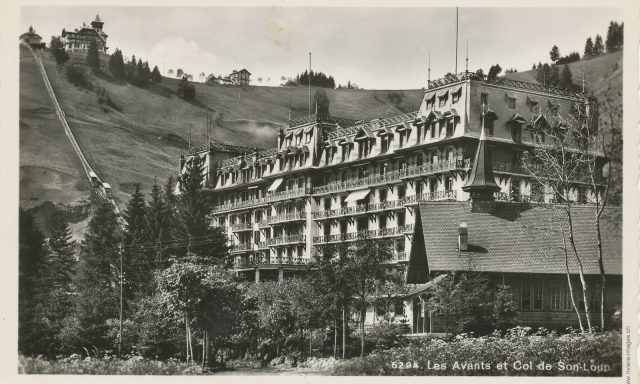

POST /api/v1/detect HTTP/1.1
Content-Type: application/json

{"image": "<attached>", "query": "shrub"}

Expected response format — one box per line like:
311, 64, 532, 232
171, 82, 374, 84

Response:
362, 322, 408, 353
65, 64, 92, 90
177, 76, 196, 100
332, 330, 622, 376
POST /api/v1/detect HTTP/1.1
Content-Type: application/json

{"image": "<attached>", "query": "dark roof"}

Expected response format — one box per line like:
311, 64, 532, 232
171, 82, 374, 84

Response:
462, 126, 500, 193
416, 201, 622, 275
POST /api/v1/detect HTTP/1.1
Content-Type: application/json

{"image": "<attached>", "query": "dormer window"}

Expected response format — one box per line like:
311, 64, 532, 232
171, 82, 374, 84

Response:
451, 86, 462, 103
508, 97, 516, 110
439, 95, 447, 107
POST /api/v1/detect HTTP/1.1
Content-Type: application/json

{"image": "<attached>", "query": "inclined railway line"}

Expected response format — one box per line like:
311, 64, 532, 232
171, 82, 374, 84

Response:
28, 46, 123, 216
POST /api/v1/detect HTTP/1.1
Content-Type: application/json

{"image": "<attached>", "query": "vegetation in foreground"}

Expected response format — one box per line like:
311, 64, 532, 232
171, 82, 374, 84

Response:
333, 329, 622, 376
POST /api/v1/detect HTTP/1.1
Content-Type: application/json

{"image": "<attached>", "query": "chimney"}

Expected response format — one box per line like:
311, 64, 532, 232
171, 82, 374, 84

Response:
277, 127, 285, 148
458, 222, 468, 251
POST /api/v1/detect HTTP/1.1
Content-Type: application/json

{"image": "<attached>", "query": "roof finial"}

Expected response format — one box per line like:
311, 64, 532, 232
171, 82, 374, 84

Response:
427, 49, 431, 88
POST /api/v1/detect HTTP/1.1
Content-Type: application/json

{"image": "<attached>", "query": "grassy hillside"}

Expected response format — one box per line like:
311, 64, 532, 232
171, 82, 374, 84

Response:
504, 50, 622, 96
20, 45, 424, 204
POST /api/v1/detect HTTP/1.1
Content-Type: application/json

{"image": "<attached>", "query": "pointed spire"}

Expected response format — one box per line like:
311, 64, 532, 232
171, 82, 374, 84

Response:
463, 103, 501, 212
95, 14, 101, 22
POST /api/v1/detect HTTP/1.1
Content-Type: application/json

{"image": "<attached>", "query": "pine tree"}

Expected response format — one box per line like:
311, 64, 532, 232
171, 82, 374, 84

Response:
86, 39, 100, 73
594, 35, 604, 56
126, 54, 137, 83
151, 65, 162, 84
559, 64, 573, 89
72, 202, 121, 351
109, 48, 126, 80
177, 156, 218, 258
550, 45, 560, 62
549, 65, 560, 87
46, 211, 76, 289
19, 209, 48, 355
584, 37, 594, 58
123, 184, 150, 295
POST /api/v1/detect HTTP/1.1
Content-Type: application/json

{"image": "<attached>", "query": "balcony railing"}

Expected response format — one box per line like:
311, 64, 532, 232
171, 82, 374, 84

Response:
312, 159, 470, 195
212, 187, 310, 213
267, 234, 306, 246
494, 192, 547, 203
233, 254, 311, 268
231, 243, 253, 253
230, 222, 253, 232
400, 190, 458, 205
313, 226, 408, 244
268, 211, 307, 224
313, 204, 370, 219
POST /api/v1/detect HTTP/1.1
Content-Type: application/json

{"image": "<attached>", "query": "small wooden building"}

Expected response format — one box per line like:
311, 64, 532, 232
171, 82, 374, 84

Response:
19, 26, 45, 49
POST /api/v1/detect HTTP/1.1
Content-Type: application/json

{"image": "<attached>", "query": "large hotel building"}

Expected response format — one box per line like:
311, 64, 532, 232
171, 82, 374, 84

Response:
178, 73, 601, 282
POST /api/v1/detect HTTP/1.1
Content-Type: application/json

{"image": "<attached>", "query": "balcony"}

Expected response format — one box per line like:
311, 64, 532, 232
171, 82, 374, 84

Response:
312, 204, 369, 220
230, 222, 253, 232
494, 192, 546, 203
234, 253, 311, 267
256, 241, 269, 250
267, 234, 306, 246
400, 190, 458, 205
268, 211, 307, 224
312, 159, 470, 195
390, 252, 409, 262
231, 243, 253, 253
313, 226, 408, 244
258, 219, 270, 228
211, 187, 310, 214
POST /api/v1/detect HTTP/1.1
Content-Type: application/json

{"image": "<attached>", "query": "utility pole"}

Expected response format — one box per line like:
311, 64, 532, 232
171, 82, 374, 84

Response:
118, 245, 123, 357
308, 52, 312, 115
428, 50, 431, 88
465, 39, 469, 74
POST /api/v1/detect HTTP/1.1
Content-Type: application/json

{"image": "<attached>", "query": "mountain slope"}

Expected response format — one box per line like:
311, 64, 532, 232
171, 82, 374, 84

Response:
20, 46, 424, 204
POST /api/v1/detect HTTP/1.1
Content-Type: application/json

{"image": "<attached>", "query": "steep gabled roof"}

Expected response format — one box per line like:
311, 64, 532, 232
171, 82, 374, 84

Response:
413, 202, 622, 275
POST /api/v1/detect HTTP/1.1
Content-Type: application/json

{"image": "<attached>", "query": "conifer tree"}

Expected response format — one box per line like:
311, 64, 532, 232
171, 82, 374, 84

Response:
163, 175, 178, 240
594, 35, 604, 56
549, 65, 560, 87
86, 39, 100, 73
560, 64, 573, 89
177, 156, 222, 259
72, 202, 121, 351
109, 48, 126, 80
46, 210, 76, 289
151, 65, 162, 84
18, 209, 48, 355
549, 45, 560, 62
584, 37, 594, 58
123, 184, 150, 294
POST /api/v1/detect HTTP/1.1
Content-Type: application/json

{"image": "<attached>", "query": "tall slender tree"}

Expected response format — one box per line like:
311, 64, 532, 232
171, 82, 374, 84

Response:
109, 48, 126, 80
86, 39, 100, 73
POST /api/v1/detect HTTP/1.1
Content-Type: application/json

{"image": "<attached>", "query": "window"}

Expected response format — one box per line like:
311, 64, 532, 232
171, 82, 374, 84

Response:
341, 145, 348, 162
444, 176, 453, 191
452, 91, 460, 103
508, 97, 516, 109
393, 300, 404, 315
380, 136, 389, 153
426, 98, 434, 110
305, 132, 312, 143
438, 96, 447, 107
521, 280, 544, 310
512, 123, 522, 143
430, 122, 437, 139
446, 119, 454, 137
378, 215, 387, 229
397, 185, 406, 199
379, 163, 388, 176
399, 132, 405, 148
438, 120, 446, 137
417, 125, 422, 143
397, 211, 405, 226
379, 189, 387, 202
579, 285, 598, 311
480, 92, 488, 106
530, 102, 539, 113
416, 153, 423, 166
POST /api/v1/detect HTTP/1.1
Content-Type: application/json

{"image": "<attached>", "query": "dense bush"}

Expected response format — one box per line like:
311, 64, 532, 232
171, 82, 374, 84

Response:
177, 76, 196, 100
19, 355, 206, 375
361, 322, 408, 353
65, 64, 92, 90
333, 328, 622, 376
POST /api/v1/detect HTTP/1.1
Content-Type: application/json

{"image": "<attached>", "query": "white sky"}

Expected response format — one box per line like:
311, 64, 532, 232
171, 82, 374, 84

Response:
21, 6, 622, 89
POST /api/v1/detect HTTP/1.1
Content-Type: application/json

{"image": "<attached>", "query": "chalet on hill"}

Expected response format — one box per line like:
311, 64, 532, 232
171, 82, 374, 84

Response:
61, 14, 110, 70
229, 69, 251, 86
